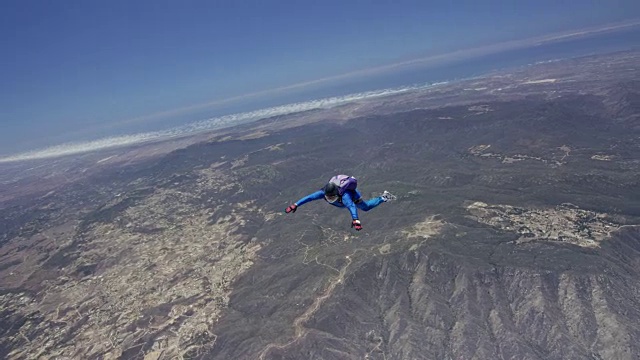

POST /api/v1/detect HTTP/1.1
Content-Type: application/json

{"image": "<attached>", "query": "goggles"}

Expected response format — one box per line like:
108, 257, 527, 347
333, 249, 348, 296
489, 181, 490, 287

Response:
324, 194, 339, 203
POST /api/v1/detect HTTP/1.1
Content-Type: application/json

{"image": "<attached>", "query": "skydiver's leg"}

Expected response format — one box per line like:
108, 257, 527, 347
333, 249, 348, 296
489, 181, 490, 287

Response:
353, 190, 385, 212
356, 197, 385, 211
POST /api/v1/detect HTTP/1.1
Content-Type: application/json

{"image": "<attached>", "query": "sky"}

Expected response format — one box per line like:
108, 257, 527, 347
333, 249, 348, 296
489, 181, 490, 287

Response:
1, 0, 639, 157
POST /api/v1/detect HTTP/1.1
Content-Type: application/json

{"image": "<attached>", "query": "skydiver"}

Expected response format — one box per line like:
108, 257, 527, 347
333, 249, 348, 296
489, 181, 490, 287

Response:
284, 175, 396, 231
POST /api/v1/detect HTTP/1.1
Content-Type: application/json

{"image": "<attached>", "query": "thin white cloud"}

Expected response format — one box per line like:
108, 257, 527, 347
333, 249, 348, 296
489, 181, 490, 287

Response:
107, 19, 640, 128
0, 84, 428, 163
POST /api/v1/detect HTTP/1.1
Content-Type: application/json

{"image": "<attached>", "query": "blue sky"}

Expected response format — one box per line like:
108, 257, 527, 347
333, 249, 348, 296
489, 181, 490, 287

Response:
1, 0, 639, 155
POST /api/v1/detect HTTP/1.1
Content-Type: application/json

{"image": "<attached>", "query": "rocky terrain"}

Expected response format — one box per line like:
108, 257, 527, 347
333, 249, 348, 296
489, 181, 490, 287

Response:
1, 50, 640, 359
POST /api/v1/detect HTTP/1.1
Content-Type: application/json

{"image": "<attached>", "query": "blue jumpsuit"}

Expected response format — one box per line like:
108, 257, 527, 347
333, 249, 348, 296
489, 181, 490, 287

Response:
294, 189, 385, 220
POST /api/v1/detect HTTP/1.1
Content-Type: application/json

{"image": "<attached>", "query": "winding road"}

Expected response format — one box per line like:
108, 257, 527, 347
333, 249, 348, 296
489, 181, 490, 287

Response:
257, 250, 358, 359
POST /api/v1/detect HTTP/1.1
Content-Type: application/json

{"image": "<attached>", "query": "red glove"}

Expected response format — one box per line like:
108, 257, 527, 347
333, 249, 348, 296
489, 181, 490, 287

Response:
351, 219, 362, 231
285, 204, 298, 213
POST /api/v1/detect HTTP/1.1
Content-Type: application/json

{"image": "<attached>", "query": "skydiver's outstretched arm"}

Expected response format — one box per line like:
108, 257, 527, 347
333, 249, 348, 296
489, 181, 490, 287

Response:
295, 190, 325, 206
341, 191, 359, 220
341, 191, 363, 230
285, 190, 324, 213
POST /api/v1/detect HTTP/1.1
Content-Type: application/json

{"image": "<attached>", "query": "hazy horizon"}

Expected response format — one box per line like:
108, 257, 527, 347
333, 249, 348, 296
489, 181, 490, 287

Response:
2, 1, 640, 157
